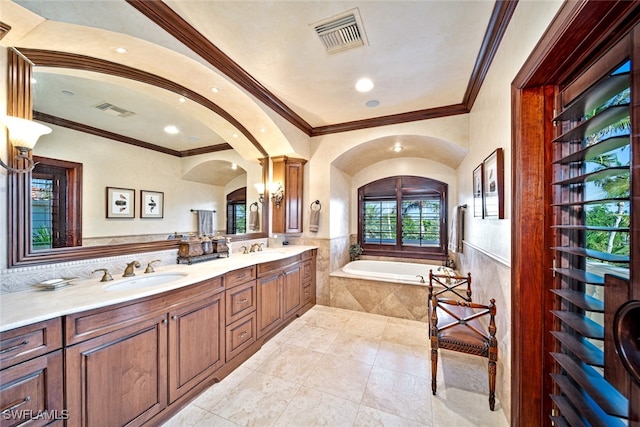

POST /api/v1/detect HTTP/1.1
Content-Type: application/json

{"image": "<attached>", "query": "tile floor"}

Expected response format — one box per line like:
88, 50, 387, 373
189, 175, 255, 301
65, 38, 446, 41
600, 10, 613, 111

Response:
162, 305, 508, 427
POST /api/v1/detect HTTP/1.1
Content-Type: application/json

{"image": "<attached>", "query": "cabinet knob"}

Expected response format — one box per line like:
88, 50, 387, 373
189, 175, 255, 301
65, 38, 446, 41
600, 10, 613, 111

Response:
162, 319, 168, 325
172, 315, 178, 321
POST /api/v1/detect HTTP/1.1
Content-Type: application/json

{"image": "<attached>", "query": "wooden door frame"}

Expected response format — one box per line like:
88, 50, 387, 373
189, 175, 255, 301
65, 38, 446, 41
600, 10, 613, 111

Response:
511, 1, 640, 425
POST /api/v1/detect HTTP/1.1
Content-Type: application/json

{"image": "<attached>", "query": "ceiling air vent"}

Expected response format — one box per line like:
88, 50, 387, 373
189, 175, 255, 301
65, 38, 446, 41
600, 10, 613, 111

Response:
313, 8, 368, 54
92, 101, 135, 118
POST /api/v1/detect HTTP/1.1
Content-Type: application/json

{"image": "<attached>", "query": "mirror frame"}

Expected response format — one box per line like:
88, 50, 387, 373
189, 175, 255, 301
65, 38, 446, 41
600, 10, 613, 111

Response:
7, 48, 269, 267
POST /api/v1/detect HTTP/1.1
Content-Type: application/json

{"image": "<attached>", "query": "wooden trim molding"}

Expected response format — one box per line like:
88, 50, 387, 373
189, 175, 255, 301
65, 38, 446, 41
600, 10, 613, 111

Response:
127, 0, 515, 137
33, 111, 233, 158
17, 48, 267, 158
0, 21, 11, 41
125, 0, 313, 137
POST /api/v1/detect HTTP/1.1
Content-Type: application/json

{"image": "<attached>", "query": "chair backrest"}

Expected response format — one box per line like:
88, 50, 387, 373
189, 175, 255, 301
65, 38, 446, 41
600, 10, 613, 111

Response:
428, 270, 473, 302
430, 296, 497, 345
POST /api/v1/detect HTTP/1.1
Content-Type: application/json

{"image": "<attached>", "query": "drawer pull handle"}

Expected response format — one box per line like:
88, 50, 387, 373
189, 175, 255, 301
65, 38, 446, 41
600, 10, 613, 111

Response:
0, 340, 28, 354
238, 331, 248, 339
1, 395, 31, 415
236, 298, 248, 304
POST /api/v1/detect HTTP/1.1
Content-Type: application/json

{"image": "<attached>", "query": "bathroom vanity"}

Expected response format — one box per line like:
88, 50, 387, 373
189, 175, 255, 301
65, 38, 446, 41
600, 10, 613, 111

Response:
0, 247, 317, 427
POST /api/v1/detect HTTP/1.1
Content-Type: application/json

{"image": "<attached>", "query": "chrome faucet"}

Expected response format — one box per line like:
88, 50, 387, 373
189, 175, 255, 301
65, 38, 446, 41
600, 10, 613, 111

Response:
92, 268, 113, 282
145, 260, 161, 273
240, 245, 248, 254
123, 260, 140, 277
249, 243, 261, 252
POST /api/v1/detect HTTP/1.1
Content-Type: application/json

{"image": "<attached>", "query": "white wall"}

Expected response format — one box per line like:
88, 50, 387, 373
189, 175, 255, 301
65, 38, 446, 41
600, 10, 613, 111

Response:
459, 0, 564, 263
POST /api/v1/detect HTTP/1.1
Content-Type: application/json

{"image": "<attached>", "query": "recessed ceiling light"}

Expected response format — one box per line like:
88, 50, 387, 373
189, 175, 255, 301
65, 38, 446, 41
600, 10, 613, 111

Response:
365, 100, 380, 108
393, 143, 403, 153
178, 97, 186, 103
231, 163, 237, 170
260, 127, 266, 133
355, 78, 374, 92
232, 133, 238, 138
211, 87, 219, 93
164, 125, 179, 134
115, 47, 127, 54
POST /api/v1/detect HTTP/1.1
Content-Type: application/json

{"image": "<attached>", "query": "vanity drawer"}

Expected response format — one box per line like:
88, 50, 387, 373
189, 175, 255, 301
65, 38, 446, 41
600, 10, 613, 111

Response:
225, 281, 256, 325
0, 318, 62, 368
301, 259, 313, 282
225, 313, 256, 361
225, 266, 256, 289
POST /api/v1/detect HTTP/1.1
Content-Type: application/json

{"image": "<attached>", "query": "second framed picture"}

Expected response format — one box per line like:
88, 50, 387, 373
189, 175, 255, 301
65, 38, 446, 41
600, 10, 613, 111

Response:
141, 190, 164, 218
482, 148, 504, 219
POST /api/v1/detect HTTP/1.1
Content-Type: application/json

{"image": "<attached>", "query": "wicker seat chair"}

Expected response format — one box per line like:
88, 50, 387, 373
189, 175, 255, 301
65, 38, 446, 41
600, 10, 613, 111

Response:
428, 293, 498, 411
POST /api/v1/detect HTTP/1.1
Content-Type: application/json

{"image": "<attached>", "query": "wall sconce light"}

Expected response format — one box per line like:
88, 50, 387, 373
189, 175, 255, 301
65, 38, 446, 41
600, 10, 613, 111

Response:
1, 116, 52, 174
255, 183, 265, 204
270, 182, 284, 208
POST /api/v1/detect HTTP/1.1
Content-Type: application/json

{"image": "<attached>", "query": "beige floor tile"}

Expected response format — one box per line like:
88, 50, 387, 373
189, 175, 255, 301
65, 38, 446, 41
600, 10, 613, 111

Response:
191, 365, 254, 411
325, 332, 380, 365
353, 406, 428, 427
273, 386, 360, 427
254, 344, 324, 384
161, 404, 209, 426
343, 312, 388, 339
373, 341, 430, 379
362, 366, 432, 424
382, 319, 429, 347
209, 371, 300, 427
284, 323, 340, 352
431, 387, 508, 427
193, 411, 241, 427
303, 353, 373, 402
299, 306, 353, 331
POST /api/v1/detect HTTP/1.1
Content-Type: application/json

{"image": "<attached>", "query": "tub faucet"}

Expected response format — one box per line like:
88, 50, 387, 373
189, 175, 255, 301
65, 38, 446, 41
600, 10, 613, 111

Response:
123, 260, 140, 277
92, 268, 113, 282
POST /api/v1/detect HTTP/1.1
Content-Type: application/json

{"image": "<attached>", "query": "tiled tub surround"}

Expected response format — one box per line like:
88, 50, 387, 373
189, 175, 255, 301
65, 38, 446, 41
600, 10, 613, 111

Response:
163, 305, 509, 427
0, 243, 309, 331
329, 260, 449, 322
0, 238, 268, 294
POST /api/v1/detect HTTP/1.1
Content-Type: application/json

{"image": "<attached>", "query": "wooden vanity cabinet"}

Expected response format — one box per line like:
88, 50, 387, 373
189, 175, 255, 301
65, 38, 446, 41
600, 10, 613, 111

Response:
301, 249, 317, 308
271, 156, 307, 234
64, 277, 225, 427
0, 319, 64, 427
224, 266, 257, 361
256, 255, 303, 338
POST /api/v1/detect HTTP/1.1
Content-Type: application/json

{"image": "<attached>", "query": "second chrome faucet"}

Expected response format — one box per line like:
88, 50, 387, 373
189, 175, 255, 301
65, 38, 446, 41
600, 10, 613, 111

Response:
123, 260, 140, 277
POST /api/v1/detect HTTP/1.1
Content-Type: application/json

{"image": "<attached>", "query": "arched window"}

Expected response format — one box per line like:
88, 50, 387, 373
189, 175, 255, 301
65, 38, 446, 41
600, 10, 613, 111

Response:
358, 176, 448, 260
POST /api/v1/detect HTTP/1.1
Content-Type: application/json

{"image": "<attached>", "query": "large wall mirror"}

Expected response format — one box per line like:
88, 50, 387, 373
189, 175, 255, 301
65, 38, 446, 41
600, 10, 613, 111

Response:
7, 49, 269, 267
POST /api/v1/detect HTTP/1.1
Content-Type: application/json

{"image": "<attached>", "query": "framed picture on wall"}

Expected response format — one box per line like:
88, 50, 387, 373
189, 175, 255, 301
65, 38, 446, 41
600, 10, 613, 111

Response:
473, 164, 484, 218
106, 187, 135, 218
141, 190, 164, 218
482, 148, 504, 219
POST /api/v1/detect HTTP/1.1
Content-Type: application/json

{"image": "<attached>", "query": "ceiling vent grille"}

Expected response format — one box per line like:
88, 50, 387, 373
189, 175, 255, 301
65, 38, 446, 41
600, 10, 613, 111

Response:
93, 102, 135, 118
313, 8, 368, 54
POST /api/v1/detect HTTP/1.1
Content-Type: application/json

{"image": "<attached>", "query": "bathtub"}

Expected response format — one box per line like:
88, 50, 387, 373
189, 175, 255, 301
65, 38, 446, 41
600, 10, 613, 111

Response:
330, 259, 455, 322
341, 259, 451, 284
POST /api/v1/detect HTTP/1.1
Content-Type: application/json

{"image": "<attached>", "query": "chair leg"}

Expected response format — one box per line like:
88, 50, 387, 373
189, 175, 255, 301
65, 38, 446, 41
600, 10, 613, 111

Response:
431, 347, 438, 395
488, 358, 496, 411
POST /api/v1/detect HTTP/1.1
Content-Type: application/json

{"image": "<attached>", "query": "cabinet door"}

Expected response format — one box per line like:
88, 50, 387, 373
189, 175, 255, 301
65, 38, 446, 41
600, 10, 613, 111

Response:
257, 273, 283, 338
65, 315, 168, 427
168, 292, 224, 403
0, 350, 64, 427
282, 265, 302, 320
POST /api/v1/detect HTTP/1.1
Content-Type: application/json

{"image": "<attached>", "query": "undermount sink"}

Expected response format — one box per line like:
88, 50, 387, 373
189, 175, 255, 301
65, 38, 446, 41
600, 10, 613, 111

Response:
103, 272, 188, 291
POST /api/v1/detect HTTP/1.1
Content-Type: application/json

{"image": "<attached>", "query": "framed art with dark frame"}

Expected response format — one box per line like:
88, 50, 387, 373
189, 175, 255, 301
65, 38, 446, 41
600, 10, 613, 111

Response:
106, 187, 135, 219
473, 164, 484, 218
482, 148, 504, 219
140, 190, 164, 218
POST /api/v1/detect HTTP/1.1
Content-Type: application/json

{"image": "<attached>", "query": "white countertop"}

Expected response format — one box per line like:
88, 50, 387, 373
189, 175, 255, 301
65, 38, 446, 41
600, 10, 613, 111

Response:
0, 246, 316, 332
